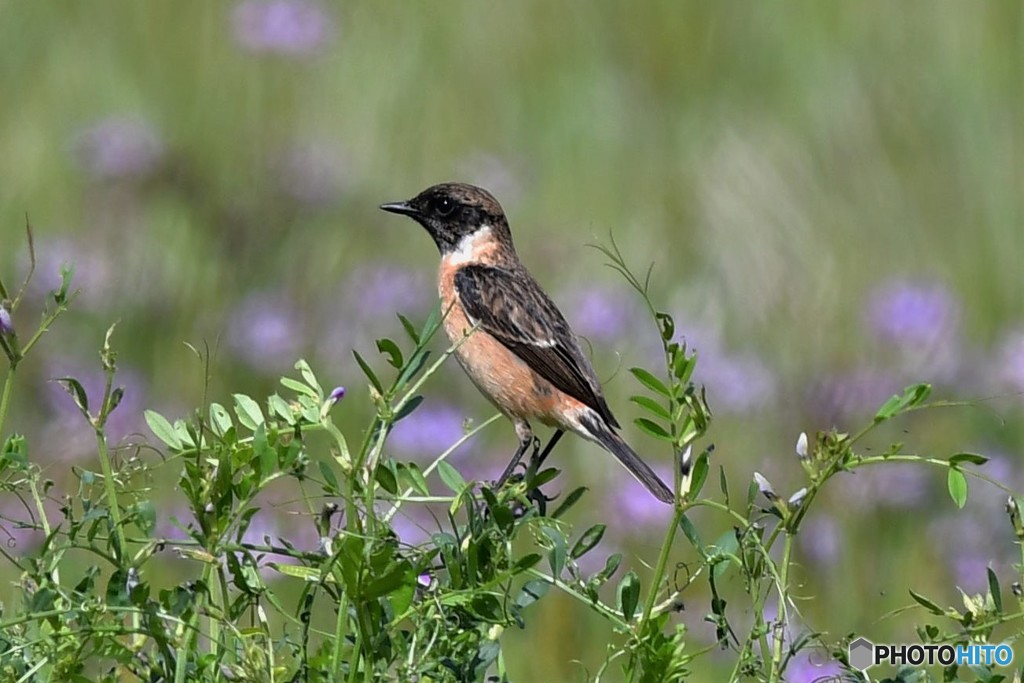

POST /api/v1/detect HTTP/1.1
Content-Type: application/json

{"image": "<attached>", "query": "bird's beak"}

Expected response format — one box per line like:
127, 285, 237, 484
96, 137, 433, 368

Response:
379, 200, 419, 217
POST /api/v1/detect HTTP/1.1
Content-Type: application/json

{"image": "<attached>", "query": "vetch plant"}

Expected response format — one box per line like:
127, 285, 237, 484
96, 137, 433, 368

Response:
0, 230, 1019, 682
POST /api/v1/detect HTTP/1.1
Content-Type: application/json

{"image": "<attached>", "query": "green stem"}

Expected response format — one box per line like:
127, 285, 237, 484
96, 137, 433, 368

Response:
0, 369, 14, 439
523, 568, 629, 630
768, 533, 794, 682
637, 503, 685, 629
95, 430, 127, 563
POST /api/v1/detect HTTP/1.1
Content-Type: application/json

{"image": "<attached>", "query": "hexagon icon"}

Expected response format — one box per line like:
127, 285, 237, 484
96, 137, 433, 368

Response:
848, 637, 875, 671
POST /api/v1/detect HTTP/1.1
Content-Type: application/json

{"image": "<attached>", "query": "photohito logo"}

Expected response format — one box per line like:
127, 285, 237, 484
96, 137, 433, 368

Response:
848, 637, 1014, 670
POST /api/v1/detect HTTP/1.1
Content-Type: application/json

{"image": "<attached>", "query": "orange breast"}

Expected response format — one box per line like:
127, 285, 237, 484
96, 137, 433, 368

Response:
438, 261, 572, 426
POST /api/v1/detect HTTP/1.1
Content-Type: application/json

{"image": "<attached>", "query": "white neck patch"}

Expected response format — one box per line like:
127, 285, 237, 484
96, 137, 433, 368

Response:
446, 225, 492, 265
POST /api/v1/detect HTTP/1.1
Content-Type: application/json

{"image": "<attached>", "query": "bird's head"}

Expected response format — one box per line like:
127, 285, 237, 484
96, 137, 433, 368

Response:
380, 182, 512, 254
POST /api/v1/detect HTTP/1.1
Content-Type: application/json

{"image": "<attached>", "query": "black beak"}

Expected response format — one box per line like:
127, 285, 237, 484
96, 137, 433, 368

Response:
379, 200, 419, 217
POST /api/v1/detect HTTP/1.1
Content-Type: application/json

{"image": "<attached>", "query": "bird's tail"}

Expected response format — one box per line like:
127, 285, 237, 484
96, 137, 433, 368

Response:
579, 412, 675, 504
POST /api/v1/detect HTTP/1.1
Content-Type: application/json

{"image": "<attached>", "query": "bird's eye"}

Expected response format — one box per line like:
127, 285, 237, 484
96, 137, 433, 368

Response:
432, 197, 455, 217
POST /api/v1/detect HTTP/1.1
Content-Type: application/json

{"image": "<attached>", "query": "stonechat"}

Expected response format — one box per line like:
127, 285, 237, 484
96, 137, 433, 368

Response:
380, 183, 674, 504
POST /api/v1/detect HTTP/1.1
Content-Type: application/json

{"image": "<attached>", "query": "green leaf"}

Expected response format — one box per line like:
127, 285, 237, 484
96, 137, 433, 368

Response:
209, 402, 233, 436
352, 350, 384, 394
909, 588, 945, 616
710, 529, 739, 580
874, 383, 932, 422
394, 395, 424, 422
233, 394, 265, 430
673, 349, 697, 384
514, 579, 549, 610
690, 450, 710, 498
397, 313, 420, 344
145, 410, 183, 450
55, 377, 89, 417
947, 468, 968, 509
437, 461, 466, 494
629, 367, 672, 398
655, 311, 675, 341
718, 465, 730, 505
678, 514, 706, 558
296, 359, 323, 397
130, 500, 156, 536
398, 462, 430, 496
270, 564, 324, 582
552, 486, 587, 518
253, 424, 275, 480
542, 525, 567, 576
267, 394, 295, 425
949, 452, 989, 466
617, 571, 640, 621
629, 395, 672, 420
571, 524, 606, 559
988, 566, 1002, 612
376, 337, 405, 369
319, 460, 339, 495
280, 376, 318, 398
634, 417, 673, 442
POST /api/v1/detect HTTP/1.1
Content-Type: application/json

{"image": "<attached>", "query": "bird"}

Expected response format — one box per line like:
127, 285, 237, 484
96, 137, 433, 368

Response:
379, 182, 674, 504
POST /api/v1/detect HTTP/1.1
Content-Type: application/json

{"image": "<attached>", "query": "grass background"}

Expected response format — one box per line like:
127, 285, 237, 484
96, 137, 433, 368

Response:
0, 2, 1022, 680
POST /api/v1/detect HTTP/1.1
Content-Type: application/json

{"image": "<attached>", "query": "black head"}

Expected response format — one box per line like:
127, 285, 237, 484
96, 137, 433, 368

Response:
379, 182, 511, 253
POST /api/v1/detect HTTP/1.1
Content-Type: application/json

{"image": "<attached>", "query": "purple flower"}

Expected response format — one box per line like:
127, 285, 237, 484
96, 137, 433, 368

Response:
0, 306, 12, 337
73, 116, 164, 181
695, 352, 776, 414
231, 0, 334, 56
563, 287, 637, 344
389, 403, 471, 458
866, 280, 958, 346
347, 264, 431, 320
328, 386, 346, 403
226, 292, 304, 369
274, 139, 350, 206
865, 279, 961, 379
995, 328, 1024, 394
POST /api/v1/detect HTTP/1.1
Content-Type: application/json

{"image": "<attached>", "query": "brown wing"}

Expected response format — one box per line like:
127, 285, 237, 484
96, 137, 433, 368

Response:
454, 264, 619, 428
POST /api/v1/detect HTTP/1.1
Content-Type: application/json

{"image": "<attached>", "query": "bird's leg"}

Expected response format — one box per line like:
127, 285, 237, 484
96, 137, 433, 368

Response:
495, 420, 535, 488
529, 429, 565, 471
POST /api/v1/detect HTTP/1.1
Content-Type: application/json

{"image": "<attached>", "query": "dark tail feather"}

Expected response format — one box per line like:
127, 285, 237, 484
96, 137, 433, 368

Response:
582, 414, 674, 504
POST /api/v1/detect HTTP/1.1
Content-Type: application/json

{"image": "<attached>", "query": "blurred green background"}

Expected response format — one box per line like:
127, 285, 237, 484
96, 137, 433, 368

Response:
1, 2, 1022, 680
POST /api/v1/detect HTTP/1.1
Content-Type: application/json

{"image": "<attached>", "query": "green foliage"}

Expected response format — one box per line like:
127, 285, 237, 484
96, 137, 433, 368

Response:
1, 233, 1022, 682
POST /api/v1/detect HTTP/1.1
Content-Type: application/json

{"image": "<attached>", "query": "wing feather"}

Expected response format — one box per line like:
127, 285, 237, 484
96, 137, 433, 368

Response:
454, 264, 619, 427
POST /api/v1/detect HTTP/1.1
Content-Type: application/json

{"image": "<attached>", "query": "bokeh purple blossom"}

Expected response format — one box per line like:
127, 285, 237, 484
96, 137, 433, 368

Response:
73, 116, 164, 181
42, 360, 148, 458
226, 291, 305, 370
563, 287, 638, 345
231, 0, 334, 56
864, 278, 961, 380
389, 403, 471, 458
607, 464, 675, 529
994, 328, 1024, 395
659, 320, 776, 414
